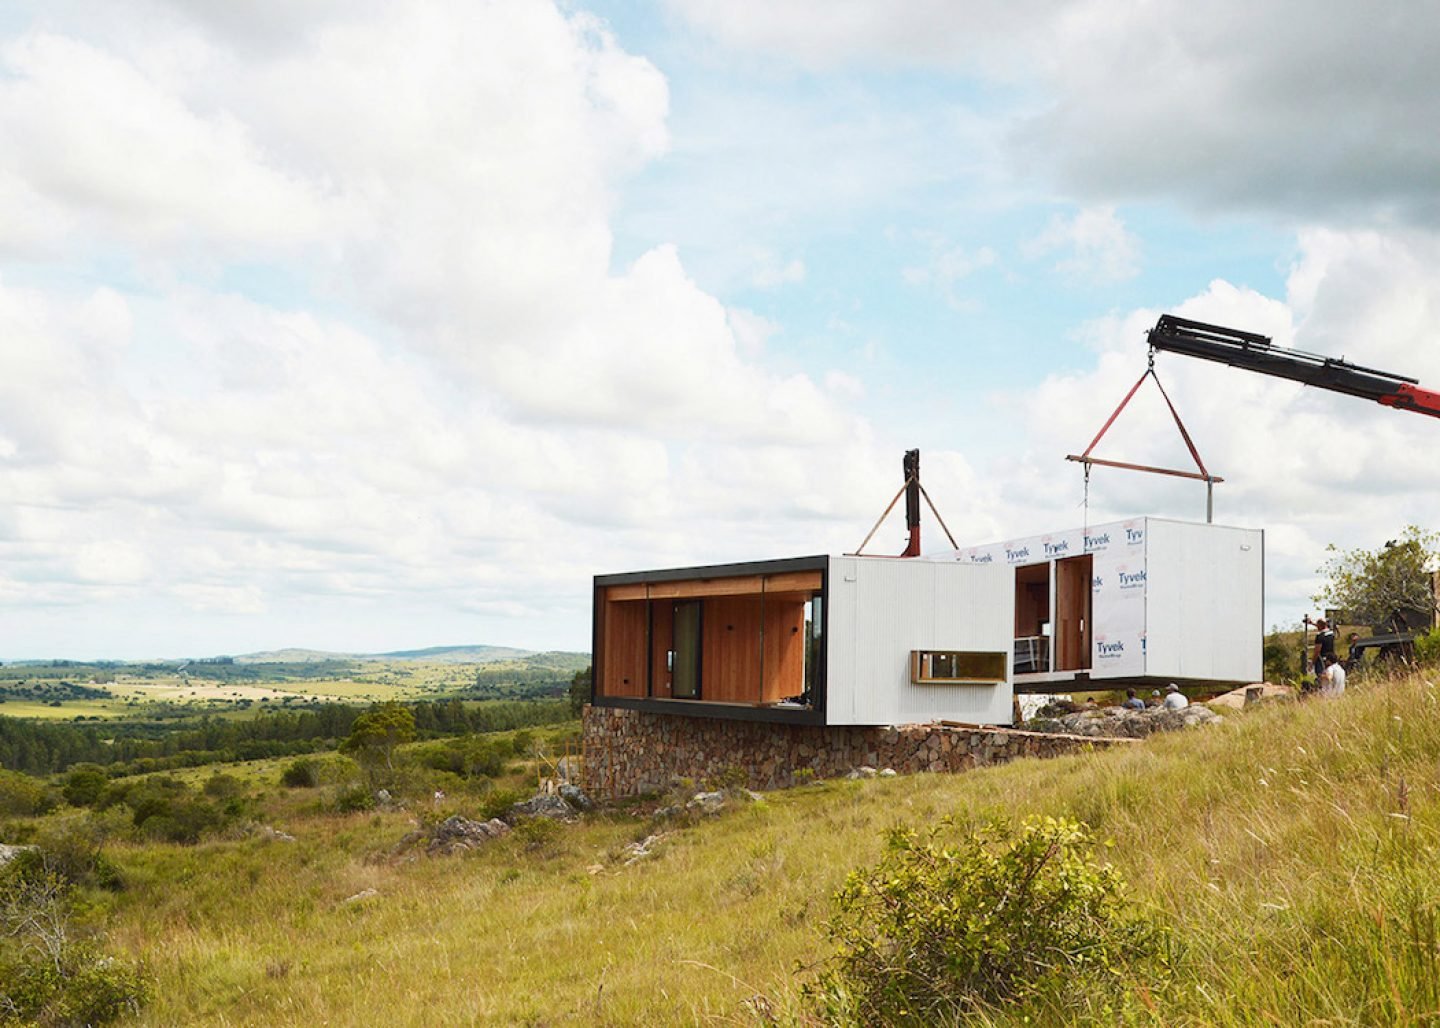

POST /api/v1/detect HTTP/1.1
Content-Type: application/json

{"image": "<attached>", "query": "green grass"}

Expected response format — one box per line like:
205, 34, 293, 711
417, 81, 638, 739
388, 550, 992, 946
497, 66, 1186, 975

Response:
16, 668, 1440, 1024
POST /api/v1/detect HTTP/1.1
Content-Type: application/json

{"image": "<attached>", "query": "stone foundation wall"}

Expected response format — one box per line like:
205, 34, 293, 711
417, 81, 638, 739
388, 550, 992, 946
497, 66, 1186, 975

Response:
582, 706, 1136, 798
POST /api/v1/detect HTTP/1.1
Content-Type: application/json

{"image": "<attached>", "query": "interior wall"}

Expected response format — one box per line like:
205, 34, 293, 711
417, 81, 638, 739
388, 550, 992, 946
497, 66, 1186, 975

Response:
1013, 563, 1050, 637
701, 595, 763, 702
1055, 555, 1093, 671
761, 592, 808, 702
600, 599, 648, 697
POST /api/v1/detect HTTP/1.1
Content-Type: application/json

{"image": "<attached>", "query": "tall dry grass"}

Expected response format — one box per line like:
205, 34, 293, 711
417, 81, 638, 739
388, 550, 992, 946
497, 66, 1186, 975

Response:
81, 667, 1440, 1024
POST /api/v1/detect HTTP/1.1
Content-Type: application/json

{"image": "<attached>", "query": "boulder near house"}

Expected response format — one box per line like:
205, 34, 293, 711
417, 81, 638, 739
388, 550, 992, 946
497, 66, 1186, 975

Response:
584, 516, 1263, 796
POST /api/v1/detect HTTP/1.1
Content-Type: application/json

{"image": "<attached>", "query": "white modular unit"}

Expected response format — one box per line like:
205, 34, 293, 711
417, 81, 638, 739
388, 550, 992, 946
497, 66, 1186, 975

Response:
825, 555, 1014, 726
932, 517, 1263, 688
1143, 520, 1264, 683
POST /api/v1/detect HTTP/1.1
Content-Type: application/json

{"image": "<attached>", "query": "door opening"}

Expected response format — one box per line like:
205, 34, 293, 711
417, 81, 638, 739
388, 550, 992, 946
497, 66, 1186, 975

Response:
1055, 554, 1093, 672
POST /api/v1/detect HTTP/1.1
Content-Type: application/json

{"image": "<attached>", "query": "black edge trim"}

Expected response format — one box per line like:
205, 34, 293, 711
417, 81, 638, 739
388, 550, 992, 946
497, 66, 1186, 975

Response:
817, 561, 829, 724
589, 581, 600, 705
595, 554, 830, 587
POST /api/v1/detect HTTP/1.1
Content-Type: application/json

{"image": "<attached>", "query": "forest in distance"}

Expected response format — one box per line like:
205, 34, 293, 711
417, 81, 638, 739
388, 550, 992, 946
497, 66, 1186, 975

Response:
0, 648, 591, 776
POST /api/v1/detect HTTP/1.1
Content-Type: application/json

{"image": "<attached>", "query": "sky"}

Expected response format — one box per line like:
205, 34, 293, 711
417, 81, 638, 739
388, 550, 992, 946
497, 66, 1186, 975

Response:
3, 0, 1439, 660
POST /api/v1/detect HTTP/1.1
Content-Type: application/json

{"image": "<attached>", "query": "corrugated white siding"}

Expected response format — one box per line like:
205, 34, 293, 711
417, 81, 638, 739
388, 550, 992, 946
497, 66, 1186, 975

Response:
825, 556, 1013, 726
1143, 519, 1263, 682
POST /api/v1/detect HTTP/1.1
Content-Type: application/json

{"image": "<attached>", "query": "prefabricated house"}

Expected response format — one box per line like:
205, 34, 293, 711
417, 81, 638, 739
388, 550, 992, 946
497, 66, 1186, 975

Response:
591, 517, 1263, 728
934, 516, 1263, 693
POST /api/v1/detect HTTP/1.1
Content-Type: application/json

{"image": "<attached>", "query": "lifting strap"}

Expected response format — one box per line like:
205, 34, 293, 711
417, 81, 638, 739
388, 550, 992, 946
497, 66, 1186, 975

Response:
852, 474, 961, 555
1066, 363, 1222, 484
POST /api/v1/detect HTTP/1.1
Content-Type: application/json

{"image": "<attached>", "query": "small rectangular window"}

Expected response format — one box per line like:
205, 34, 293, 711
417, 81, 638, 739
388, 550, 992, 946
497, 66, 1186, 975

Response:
910, 650, 1007, 685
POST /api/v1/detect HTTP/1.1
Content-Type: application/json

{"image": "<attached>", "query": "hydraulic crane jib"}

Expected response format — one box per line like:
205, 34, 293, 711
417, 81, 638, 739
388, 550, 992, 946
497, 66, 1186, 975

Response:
1146, 314, 1440, 418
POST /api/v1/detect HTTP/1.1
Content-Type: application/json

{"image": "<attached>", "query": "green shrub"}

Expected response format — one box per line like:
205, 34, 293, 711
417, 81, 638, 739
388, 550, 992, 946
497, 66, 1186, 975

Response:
202, 772, 245, 800
333, 785, 375, 813
0, 863, 149, 1026
25, 813, 124, 890
413, 737, 509, 779
807, 815, 1171, 1024
280, 757, 322, 788
1415, 628, 1440, 667
475, 786, 526, 821
0, 769, 53, 817
61, 765, 110, 808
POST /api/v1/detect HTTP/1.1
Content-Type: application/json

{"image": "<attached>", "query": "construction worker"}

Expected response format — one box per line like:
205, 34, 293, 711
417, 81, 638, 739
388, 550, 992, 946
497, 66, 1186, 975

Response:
1312, 618, 1336, 679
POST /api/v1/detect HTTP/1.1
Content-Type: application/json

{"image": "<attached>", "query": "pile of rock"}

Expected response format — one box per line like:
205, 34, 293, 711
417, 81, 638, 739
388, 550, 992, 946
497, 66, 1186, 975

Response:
508, 783, 594, 822
1028, 703, 1222, 739
403, 815, 512, 856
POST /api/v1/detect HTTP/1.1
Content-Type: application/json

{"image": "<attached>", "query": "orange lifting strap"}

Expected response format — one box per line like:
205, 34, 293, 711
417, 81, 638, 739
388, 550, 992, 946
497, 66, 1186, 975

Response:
1065, 365, 1222, 485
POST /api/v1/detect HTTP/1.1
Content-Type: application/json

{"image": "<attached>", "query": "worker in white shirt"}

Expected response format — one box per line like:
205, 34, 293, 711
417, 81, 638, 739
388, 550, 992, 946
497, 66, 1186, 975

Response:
1163, 683, 1189, 709
1319, 654, 1347, 698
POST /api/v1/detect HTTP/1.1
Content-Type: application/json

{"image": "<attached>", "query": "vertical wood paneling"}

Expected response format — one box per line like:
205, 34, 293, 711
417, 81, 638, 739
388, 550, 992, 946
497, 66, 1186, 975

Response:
1054, 555, 1093, 671
600, 600, 648, 697
762, 593, 807, 702
701, 595, 763, 702
650, 601, 674, 698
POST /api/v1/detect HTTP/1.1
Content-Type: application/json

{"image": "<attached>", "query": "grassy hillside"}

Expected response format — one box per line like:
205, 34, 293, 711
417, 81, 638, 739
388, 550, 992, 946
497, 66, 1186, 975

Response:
8, 668, 1440, 1024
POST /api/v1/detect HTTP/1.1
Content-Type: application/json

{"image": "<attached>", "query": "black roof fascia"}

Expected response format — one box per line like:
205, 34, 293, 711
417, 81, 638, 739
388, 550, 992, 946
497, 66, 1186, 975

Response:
594, 554, 829, 588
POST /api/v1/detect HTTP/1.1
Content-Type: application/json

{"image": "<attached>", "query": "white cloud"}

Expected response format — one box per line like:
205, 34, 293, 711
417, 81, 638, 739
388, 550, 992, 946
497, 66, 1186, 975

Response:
664, 0, 1055, 72
1023, 207, 1139, 284
987, 230, 1440, 620
0, 32, 330, 254
750, 249, 806, 288
0, 2, 887, 657
667, 0, 1440, 224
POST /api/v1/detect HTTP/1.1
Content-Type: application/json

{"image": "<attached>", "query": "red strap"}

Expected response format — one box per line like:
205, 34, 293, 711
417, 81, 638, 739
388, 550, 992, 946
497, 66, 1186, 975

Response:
1079, 368, 1212, 479
1078, 370, 1150, 460
1148, 370, 1211, 479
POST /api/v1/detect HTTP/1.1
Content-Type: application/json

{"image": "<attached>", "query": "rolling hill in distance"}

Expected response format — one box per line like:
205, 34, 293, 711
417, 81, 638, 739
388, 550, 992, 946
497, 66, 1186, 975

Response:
3, 646, 590, 668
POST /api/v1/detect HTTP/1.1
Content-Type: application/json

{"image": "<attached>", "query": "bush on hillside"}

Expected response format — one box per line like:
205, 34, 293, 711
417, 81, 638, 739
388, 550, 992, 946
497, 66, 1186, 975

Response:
280, 757, 322, 788
0, 769, 54, 817
413, 736, 513, 780
807, 815, 1171, 1023
1415, 628, 1440, 667
0, 860, 149, 1026
22, 813, 125, 891
61, 764, 110, 808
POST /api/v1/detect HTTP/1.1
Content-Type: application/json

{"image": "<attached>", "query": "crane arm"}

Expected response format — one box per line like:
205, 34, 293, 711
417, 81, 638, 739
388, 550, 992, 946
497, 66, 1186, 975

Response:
1147, 314, 1440, 419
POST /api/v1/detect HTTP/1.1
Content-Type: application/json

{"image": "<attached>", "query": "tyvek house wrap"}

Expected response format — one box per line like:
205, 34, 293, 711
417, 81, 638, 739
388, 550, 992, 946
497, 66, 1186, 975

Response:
929, 516, 1263, 685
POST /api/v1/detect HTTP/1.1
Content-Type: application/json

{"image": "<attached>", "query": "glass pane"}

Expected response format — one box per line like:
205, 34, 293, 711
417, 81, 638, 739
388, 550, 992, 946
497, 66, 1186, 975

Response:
672, 602, 701, 699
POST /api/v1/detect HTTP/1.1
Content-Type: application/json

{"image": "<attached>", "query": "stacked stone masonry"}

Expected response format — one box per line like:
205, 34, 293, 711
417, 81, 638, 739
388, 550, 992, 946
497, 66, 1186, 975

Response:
582, 706, 1136, 798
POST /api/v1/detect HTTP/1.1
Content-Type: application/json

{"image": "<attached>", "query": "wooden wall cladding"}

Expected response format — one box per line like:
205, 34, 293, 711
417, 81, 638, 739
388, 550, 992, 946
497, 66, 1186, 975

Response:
762, 594, 807, 702
763, 571, 822, 593
600, 600, 647, 698
1055, 555, 1093, 672
649, 600, 674, 698
608, 570, 821, 603
701, 595, 763, 703
647, 577, 763, 600
600, 570, 822, 705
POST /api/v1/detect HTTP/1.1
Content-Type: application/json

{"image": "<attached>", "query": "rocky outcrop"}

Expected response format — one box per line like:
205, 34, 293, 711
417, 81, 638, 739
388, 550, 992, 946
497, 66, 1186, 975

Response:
1030, 704, 1223, 739
509, 793, 578, 822
396, 814, 512, 857
424, 815, 511, 855
582, 707, 1136, 798
0, 843, 37, 866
